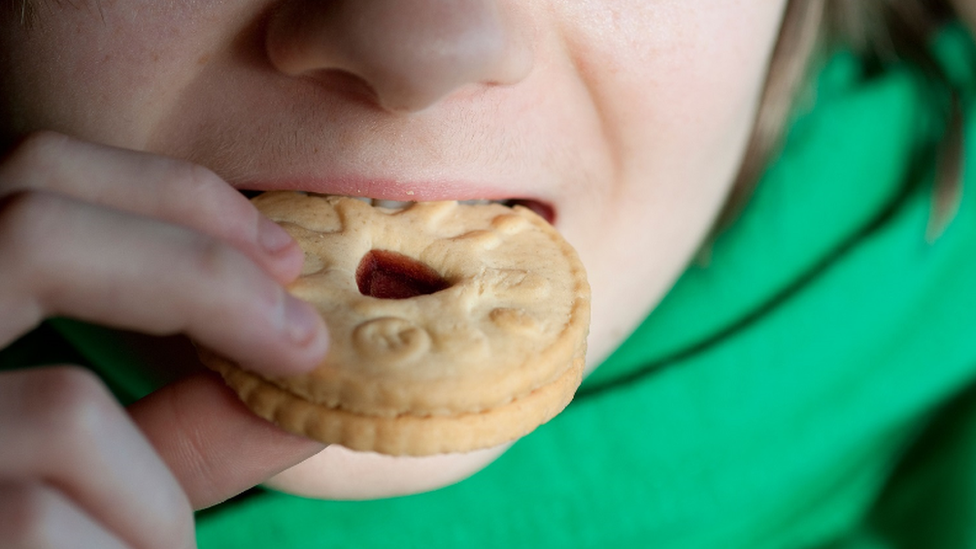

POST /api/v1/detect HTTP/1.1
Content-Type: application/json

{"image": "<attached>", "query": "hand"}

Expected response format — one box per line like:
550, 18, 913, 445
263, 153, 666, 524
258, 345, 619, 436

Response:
0, 131, 328, 371
0, 131, 330, 548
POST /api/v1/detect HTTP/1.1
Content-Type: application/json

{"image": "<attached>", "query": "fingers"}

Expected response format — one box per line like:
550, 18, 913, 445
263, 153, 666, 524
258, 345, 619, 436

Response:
0, 368, 319, 547
128, 372, 325, 510
0, 132, 328, 544
0, 367, 196, 549
0, 191, 328, 377
0, 131, 302, 284
0, 482, 130, 549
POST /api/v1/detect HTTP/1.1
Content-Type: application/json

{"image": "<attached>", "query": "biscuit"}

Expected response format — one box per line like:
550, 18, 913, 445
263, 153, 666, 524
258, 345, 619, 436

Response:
200, 191, 590, 455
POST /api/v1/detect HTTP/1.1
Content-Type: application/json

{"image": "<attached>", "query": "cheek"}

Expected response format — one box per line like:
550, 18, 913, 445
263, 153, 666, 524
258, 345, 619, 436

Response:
0, 2, 256, 147
561, 2, 786, 224
614, 3, 785, 175
552, 1, 787, 244
601, 2, 787, 216
555, 2, 787, 364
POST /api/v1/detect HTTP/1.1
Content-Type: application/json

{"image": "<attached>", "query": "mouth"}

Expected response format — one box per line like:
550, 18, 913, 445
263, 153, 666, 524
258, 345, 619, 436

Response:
240, 190, 556, 225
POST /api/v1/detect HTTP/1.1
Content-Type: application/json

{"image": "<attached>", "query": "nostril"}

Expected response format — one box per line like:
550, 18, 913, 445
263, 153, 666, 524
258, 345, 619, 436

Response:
265, 0, 533, 113
311, 69, 383, 108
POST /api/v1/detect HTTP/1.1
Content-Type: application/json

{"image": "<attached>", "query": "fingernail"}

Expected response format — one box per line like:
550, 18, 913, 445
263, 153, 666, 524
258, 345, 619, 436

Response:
282, 293, 325, 348
258, 216, 294, 254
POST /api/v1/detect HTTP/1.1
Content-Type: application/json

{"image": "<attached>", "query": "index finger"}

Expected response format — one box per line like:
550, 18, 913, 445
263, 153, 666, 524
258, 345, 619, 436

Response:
0, 131, 302, 285
127, 372, 325, 510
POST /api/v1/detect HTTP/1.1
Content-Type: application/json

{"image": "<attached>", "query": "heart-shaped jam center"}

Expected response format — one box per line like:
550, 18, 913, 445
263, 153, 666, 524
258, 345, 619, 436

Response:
356, 250, 451, 299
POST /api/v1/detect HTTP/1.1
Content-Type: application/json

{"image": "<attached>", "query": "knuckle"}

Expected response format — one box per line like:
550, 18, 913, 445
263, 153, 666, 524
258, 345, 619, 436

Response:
169, 162, 254, 225
0, 190, 65, 270
0, 482, 61, 548
183, 235, 279, 321
171, 161, 227, 203
0, 188, 66, 237
17, 130, 70, 155
0, 191, 84, 325
0, 131, 73, 194
1, 131, 71, 179
24, 366, 119, 446
186, 235, 243, 281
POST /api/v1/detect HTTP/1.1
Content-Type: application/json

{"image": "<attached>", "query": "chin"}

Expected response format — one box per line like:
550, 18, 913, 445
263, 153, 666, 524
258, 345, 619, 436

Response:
264, 443, 510, 500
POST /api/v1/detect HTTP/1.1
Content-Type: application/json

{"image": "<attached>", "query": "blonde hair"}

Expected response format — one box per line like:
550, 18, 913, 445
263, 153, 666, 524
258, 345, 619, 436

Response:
721, 0, 960, 237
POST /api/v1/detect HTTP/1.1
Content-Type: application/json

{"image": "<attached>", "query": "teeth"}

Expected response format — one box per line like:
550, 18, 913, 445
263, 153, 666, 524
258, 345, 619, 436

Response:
292, 192, 504, 209
371, 199, 415, 209
369, 198, 503, 209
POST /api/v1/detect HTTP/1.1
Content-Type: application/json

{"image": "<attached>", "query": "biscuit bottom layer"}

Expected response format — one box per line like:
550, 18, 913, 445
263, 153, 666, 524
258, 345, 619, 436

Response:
207, 354, 584, 456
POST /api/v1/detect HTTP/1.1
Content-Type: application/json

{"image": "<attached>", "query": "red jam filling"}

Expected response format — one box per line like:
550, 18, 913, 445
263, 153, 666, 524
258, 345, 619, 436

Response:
356, 250, 451, 299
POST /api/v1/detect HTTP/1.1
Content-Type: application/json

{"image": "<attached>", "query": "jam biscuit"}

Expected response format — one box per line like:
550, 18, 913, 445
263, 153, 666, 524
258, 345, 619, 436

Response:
200, 191, 590, 455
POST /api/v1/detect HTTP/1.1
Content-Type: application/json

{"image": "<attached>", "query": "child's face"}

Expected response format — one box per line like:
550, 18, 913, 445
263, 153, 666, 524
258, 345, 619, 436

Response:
0, 1, 787, 367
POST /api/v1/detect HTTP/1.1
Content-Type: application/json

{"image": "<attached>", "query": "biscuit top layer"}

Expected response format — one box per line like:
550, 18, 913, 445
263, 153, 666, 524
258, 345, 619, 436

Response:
253, 192, 590, 418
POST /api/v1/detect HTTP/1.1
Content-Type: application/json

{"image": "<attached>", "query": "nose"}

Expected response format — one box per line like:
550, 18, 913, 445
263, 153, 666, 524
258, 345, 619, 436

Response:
265, 0, 533, 113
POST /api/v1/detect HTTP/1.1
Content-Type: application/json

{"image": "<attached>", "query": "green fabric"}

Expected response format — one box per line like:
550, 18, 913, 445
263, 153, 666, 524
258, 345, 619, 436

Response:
6, 24, 976, 549
52, 318, 160, 405
0, 317, 176, 405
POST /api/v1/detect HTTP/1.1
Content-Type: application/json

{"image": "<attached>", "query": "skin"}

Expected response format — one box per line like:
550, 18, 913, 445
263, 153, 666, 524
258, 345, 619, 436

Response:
2, 0, 919, 546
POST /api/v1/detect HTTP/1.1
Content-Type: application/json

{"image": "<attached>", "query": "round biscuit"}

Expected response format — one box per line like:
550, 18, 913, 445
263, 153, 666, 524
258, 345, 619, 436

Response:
201, 191, 590, 455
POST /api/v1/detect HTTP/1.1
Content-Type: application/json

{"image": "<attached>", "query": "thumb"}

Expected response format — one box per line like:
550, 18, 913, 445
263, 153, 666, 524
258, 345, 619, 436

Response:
127, 372, 325, 509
